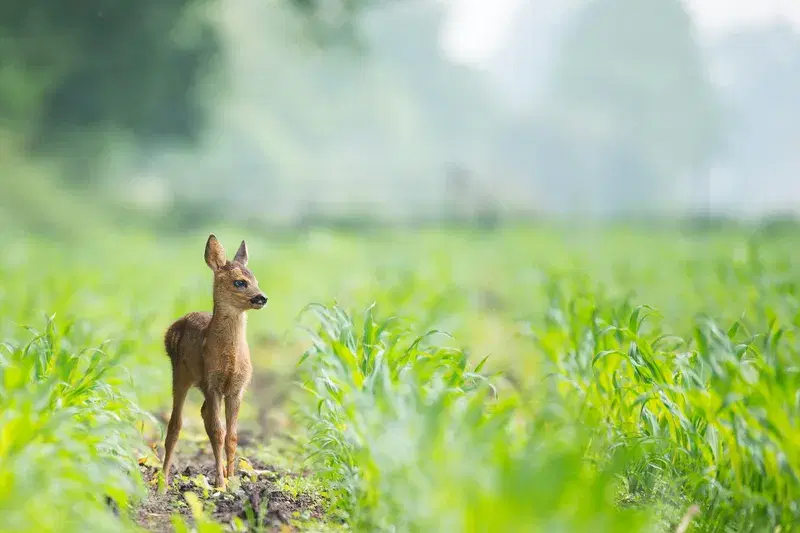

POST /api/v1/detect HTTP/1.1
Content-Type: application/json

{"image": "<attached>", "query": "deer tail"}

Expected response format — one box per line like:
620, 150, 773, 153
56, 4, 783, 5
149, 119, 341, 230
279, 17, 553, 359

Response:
164, 319, 185, 364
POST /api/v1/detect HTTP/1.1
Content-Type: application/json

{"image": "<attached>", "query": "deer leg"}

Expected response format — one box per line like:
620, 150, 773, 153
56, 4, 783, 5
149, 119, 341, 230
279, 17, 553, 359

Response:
162, 380, 190, 488
201, 392, 226, 489
224, 393, 242, 479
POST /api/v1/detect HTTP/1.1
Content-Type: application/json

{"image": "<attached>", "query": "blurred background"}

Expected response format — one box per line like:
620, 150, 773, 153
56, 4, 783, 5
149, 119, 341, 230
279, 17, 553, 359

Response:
3, 0, 800, 233
3, 3, 800, 531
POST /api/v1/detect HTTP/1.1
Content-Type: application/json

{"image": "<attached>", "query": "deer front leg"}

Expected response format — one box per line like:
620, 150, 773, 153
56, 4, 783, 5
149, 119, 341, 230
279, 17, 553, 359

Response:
224, 393, 242, 479
201, 392, 226, 489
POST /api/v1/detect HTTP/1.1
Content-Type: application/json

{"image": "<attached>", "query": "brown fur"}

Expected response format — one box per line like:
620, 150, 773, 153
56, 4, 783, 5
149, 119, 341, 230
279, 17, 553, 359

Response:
161, 234, 268, 489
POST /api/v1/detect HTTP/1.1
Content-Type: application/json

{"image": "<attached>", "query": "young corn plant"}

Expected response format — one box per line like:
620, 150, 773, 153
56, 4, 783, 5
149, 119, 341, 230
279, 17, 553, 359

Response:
0, 316, 151, 533
529, 275, 800, 531
296, 302, 653, 532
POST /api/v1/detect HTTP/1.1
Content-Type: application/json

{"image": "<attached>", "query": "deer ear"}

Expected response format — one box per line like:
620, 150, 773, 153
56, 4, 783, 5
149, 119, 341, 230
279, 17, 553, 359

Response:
204, 234, 227, 271
233, 240, 249, 266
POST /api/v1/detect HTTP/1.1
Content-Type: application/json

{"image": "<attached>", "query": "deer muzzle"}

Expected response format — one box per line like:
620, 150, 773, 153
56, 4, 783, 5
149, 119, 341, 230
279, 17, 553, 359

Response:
250, 294, 268, 308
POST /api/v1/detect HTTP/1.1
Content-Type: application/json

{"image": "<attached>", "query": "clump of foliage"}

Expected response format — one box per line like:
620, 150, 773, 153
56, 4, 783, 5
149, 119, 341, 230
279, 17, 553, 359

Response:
296, 268, 799, 531
532, 275, 800, 530
296, 303, 652, 531
0, 317, 151, 532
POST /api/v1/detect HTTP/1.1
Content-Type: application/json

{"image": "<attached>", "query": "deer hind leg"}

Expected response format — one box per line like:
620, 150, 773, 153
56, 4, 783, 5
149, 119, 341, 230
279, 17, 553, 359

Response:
201, 391, 226, 489
162, 378, 191, 488
224, 393, 242, 479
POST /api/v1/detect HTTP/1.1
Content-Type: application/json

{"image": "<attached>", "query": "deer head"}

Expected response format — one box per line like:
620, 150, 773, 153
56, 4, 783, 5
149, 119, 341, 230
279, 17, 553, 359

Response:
204, 234, 268, 312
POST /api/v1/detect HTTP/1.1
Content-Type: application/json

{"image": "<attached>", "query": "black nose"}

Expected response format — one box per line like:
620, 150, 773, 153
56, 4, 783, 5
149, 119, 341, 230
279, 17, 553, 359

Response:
251, 294, 267, 306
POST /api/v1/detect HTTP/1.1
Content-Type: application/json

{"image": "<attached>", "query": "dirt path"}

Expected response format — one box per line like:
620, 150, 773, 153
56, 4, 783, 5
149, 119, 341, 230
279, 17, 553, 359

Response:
135, 450, 324, 532
133, 366, 332, 532
135, 433, 327, 532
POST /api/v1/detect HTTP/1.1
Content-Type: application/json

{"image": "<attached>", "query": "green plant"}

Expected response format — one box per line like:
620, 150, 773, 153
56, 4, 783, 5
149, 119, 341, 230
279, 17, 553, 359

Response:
296, 303, 651, 532
0, 317, 151, 532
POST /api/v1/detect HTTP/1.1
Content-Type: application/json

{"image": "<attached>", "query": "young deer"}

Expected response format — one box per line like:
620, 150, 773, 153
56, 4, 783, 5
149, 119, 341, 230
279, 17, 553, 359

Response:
161, 234, 268, 489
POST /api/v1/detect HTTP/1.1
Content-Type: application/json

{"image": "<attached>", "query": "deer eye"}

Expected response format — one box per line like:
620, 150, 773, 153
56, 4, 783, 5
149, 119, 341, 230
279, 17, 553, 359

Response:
233, 280, 248, 289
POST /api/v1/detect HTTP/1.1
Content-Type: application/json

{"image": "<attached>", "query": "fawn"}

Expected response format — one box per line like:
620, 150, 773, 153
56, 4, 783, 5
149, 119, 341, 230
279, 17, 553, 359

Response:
161, 234, 268, 489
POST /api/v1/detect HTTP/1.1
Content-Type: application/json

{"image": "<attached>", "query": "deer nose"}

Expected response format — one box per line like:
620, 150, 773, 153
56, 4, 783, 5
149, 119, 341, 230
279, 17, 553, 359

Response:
250, 294, 267, 306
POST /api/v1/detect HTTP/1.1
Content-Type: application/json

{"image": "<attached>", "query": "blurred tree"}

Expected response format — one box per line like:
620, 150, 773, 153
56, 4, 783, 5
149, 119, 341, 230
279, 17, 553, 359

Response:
709, 23, 800, 213
155, 0, 505, 225
489, 0, 583, 109
535, 0, 723, 216
0, 0, 389, 185
288, 0, 387, 46
0, 1, 220, 170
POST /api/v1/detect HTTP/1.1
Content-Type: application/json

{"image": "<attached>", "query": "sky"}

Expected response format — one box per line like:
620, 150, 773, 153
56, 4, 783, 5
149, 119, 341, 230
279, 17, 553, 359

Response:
440, 0, 800, 66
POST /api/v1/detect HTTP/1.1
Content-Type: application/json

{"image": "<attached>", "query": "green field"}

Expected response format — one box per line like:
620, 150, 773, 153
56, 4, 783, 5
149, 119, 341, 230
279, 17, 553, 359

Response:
1, 224, 798, 532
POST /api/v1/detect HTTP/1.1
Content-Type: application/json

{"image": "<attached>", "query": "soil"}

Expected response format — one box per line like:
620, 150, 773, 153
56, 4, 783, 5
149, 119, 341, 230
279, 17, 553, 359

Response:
136, 445, 325, 533
134, 367, 325, 533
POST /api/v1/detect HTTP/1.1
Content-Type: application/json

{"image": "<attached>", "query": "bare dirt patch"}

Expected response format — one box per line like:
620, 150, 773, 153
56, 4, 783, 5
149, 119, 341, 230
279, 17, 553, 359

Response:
136, 446, 325, 532
134, 367, 323, 532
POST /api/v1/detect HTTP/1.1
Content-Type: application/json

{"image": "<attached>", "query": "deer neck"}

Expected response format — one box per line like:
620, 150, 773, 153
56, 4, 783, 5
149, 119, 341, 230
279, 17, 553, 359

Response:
208, 303, 247, 350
